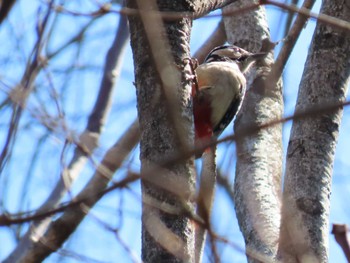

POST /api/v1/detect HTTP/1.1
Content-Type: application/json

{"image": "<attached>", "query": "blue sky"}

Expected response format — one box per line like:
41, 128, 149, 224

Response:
0, 0, 349, 262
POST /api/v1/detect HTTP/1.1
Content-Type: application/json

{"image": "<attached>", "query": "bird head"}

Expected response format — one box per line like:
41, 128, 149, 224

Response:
204, 45, 266, 73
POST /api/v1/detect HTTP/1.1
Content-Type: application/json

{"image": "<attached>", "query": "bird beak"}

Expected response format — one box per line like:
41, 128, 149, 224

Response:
240, 52, 267, 73
250, 52, 267, 60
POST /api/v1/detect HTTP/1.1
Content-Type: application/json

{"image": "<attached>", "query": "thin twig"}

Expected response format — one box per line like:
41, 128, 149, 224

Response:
266, 0, 315, 85
0, 0, 54, 173
264, 0, 350, 32
51, 2, 350, 33
0, 172, 139, 226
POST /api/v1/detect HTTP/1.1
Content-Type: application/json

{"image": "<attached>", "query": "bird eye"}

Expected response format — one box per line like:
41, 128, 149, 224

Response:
236, 56, 247, 62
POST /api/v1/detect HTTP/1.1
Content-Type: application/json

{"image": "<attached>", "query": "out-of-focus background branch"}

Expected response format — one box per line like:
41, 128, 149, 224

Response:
0, 0, 349, 262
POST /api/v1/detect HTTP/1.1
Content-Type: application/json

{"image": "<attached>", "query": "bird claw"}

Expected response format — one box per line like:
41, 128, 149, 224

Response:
183, 57, 199, 93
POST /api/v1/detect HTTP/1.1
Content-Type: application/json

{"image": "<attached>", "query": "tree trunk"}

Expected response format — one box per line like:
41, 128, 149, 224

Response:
223, 1, 283, 261
279, 0, 350, 261
127, 0, 196, 261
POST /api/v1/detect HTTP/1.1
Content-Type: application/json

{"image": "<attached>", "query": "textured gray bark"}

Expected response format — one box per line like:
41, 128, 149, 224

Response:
155, 0, 239, 17
127, 0, 196, 261
279, 0, 350, 261
223, 1, 283, 262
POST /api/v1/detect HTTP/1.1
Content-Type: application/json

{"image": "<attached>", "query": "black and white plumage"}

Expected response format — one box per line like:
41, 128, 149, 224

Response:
193, 45, 265, 144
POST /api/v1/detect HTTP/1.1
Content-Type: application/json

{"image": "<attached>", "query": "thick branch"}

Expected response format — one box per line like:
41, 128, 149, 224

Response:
279, 0, 350, 261
223, 1, 283, 262
158, 0, 239, 17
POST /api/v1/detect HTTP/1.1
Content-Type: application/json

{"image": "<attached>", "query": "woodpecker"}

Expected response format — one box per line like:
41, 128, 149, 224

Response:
192, 45, 265, 153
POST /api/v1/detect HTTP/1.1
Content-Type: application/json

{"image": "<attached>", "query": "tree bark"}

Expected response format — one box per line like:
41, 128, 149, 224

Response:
279, 0, 350, 261
223, 1, 283, 262
127, 0, 196, 261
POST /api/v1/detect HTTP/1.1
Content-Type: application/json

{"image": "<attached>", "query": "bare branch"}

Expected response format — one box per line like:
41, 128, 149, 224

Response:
3, 12, 131, 261
267, 0, 316, 85
0, 0, 54, 172
3, 120, 140, 262
0, 0, 16, 24
52, 1, 350, 33
195, 148, 217, 263
279, 0, 350, 259
332, 224, 350, 262
264, 0, 350, 32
